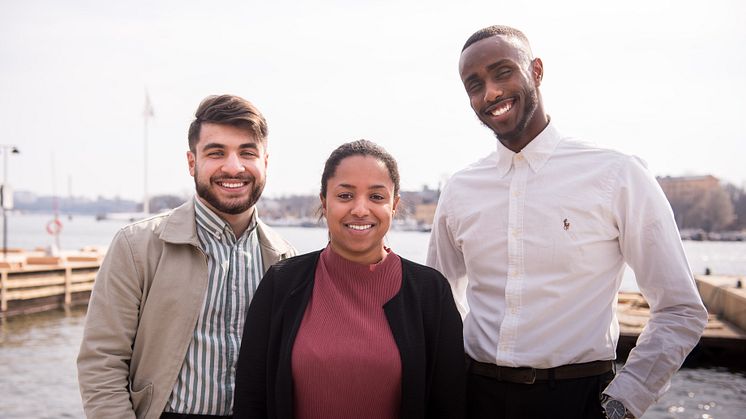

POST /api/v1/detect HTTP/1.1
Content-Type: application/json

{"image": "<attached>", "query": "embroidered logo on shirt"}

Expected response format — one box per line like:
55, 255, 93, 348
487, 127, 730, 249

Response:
563, 218, 571, 231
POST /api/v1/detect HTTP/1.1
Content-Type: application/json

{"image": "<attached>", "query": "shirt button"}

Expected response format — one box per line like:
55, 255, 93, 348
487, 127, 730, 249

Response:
515, 154, 524, 161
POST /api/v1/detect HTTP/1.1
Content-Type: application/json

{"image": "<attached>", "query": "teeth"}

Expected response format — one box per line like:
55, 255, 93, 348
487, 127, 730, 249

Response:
220, 182, 245, 189
490, 101, 513, 116
347, 224, 372, 231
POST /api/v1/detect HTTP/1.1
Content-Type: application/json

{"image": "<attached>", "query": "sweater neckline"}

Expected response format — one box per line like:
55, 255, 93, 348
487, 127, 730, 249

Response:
321, 243, 399, 275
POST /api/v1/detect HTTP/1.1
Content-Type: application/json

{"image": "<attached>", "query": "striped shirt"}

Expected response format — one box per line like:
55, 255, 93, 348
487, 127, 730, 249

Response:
165, 197, 264, 415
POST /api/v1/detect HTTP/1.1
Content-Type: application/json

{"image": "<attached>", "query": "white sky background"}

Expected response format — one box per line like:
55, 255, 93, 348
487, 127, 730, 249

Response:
1, 0, 744, 201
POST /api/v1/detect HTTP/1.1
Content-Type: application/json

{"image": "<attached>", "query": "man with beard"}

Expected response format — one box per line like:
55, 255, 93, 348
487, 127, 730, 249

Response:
427, 26, 707, 419
78, 94, 296, 419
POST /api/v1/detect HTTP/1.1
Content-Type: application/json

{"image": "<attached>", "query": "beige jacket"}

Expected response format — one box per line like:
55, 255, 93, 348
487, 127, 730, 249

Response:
77, 200, 296, 419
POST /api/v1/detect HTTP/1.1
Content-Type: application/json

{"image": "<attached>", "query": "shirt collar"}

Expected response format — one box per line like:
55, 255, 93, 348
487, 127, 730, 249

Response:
193, 196, 257, 241
494, 118, 562, 178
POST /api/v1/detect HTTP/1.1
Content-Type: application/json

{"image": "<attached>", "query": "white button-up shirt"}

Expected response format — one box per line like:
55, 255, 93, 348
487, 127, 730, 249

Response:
426, 121, 707, 417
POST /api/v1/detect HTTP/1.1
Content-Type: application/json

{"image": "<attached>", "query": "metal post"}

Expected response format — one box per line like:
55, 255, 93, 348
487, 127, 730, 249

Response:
2, 148, 6, 260
143, 91, 154, 215
0, 145, 19, 261
143, 114, 149, 214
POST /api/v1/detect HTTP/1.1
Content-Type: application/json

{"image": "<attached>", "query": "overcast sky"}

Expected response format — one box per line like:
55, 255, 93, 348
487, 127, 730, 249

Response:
1, 0, 744, 201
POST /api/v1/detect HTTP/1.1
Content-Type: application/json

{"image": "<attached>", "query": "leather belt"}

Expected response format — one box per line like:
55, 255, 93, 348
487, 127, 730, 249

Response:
467, 356, 614, 384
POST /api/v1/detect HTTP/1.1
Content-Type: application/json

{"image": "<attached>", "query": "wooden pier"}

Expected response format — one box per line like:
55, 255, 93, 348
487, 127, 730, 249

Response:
0, 249, 103, 318
617, 275, 746, 368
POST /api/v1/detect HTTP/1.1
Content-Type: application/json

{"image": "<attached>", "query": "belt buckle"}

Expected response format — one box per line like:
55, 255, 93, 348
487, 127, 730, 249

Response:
520, 368, 536, 384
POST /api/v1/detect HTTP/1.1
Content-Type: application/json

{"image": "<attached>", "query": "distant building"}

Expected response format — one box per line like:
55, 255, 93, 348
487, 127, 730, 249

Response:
414, 203, 437, 226
12, 190, 37, 206
657, 175, 720, 203
399, 185, 440, 221
657, 175, 736, 232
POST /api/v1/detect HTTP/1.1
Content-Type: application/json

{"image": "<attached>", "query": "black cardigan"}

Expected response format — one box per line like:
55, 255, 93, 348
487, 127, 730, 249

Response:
233, 250, 465, 419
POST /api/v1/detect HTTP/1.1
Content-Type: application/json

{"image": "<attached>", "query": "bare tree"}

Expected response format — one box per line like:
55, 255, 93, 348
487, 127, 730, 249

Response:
667, 195, 693, 229
684, 187, 736, 232
724, 183, 746, 230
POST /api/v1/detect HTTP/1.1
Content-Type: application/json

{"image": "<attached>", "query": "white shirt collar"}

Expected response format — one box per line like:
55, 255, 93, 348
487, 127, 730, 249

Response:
494, 118, 562, 178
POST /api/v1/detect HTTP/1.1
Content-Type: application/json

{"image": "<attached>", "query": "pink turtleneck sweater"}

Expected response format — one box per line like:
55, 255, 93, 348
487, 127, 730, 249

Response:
291, 245, 403, 419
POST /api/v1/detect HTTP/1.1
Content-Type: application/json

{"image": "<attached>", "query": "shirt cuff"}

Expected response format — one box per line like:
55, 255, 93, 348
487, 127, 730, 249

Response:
604, 371, 663, 419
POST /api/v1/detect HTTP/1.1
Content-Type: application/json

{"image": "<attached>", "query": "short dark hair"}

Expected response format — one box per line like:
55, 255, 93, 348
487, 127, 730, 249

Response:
320, 140, 400, 198
462, 25, 530, 52
187, 94, 268, 151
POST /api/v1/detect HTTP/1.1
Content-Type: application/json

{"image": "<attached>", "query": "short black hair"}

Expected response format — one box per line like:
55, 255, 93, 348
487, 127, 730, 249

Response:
320, 140, 400, 198
462, 25, 530, 52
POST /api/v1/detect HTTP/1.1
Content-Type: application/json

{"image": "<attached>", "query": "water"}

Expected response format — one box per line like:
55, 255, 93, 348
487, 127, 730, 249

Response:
0, 307, 86, 419
2, 213, 746, 418
3, 213, 126, 251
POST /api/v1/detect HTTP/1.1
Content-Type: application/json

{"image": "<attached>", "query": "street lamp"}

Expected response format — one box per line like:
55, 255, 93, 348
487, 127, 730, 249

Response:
1, 145, 20, 260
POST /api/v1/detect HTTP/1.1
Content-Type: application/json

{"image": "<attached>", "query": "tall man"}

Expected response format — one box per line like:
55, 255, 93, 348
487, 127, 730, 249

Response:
427, 26, 708, 419
78, 94, 296, 419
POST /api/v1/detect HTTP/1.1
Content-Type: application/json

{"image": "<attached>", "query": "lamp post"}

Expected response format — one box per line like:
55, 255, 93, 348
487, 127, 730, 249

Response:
143, 91, 154, 215
1, 145, 20, 260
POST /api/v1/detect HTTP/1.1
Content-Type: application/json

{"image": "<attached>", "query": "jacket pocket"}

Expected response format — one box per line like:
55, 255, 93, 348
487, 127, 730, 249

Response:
129, 381, 153, 418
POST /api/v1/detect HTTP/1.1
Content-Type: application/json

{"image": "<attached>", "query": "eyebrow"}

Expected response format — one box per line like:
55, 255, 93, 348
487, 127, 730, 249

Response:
486, 59, 512, 72
201, 142, 261, 151
336, 183, 388, 190
463, 59, 513, 84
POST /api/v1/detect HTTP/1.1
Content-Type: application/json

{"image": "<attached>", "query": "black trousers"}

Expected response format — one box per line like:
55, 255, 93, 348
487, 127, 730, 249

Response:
467, 369, 615, 419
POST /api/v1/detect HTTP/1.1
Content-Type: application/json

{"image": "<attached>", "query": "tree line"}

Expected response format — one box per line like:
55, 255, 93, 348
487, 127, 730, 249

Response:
666, 182, 746, 233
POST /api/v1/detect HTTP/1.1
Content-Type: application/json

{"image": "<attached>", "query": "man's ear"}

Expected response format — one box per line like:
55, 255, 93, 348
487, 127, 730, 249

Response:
532, 57, 544, 86
187, 151, 196, 177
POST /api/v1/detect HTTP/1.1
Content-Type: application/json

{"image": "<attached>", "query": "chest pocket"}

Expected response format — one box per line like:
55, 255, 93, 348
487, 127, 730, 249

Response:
525, 206, 587, 276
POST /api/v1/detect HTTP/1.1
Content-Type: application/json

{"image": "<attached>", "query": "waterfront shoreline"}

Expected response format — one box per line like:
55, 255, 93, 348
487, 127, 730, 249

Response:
3, 248, 745, 370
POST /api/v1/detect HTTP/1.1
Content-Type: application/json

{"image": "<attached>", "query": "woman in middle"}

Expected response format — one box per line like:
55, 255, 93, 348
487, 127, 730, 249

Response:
233, 140, 465, 419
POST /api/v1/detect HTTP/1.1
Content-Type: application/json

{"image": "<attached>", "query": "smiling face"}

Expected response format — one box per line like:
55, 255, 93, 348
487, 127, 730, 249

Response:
321, 155, 400, 265
459, 35, 547, 152
187, 122, 267, 219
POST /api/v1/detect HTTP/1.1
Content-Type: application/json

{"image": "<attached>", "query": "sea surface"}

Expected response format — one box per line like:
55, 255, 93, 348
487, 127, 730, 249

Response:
1, 213, 746, 418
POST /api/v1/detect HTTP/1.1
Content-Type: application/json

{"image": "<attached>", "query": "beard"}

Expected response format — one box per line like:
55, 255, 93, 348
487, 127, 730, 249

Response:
491, 83, 539, 144
194, 168, 265, 215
